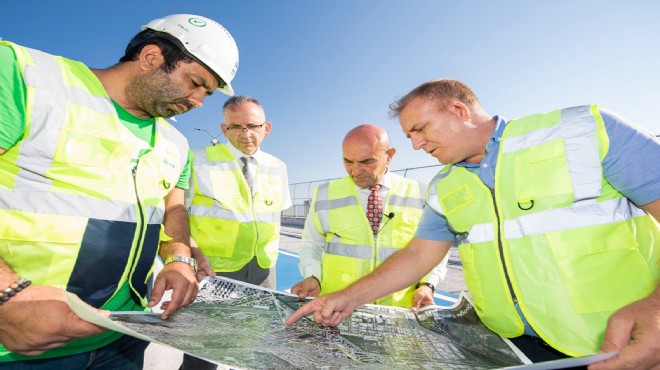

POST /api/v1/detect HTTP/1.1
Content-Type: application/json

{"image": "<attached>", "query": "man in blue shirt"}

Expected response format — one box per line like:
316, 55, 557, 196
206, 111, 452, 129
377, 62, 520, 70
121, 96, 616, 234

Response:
287, 78, 660, 370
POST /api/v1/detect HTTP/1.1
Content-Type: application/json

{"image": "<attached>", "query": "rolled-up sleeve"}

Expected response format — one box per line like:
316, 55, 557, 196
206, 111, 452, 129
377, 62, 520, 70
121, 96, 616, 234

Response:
600, 108, 660, 206
414, 204, 456, 242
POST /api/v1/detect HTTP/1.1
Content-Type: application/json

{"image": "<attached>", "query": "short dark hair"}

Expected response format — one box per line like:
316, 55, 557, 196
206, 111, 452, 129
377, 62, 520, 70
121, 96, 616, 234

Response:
223, 95, 262, 110
389, 78, 480, 118
119, 29, 195, 74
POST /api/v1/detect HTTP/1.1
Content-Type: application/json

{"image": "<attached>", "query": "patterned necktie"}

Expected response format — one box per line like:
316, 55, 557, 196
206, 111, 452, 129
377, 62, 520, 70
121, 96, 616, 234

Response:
240, 156, 254, 191
367, 184, 383, 235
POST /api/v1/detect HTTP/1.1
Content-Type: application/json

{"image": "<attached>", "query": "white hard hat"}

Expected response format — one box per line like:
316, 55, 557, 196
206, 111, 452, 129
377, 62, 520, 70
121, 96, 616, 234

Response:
144, 14, 239, 96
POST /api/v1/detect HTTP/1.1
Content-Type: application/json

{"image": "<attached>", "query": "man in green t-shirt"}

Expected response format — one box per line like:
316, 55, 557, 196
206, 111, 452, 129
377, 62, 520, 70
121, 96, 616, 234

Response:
0, 14, 239, 369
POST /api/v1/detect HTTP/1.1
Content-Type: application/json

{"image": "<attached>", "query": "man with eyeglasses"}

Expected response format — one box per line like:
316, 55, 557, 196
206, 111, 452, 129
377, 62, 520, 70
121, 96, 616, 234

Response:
182, 96, 291, 370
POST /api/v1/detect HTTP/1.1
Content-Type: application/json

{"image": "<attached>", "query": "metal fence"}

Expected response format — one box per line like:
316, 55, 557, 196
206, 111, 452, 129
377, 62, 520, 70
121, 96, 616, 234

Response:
283, 164, 443, 218
284, 134, 660, 219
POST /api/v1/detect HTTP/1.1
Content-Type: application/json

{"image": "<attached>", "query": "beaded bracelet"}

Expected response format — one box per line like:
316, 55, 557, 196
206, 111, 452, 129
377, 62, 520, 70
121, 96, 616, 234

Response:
0, 278, 32, 305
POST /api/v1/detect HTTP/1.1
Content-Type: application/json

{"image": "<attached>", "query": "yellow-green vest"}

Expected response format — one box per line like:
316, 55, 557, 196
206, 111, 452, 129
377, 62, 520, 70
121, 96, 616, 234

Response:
0, 42, 188, 359
312, 174, 426, 307
188, 144, 288, 271
427, 105, 660, 356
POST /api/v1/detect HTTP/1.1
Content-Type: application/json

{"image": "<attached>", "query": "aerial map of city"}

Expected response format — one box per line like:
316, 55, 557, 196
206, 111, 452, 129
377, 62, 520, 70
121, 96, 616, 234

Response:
105, 277, 527, 369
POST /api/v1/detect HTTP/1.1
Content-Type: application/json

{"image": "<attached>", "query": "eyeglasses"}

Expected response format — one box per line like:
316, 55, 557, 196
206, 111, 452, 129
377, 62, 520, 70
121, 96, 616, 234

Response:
224, 123, 266, 132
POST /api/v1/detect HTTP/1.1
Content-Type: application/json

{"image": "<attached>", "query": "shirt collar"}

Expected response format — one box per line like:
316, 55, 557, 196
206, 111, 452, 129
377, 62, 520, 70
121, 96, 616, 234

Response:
490, 115, 508, 145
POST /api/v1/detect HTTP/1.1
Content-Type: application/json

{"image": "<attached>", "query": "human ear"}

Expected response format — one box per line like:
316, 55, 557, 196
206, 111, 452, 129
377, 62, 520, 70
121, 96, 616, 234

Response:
449, 101, 472, 121
263, 121, 272, 136
386, 147, 397, 163
138, 44, 165, 71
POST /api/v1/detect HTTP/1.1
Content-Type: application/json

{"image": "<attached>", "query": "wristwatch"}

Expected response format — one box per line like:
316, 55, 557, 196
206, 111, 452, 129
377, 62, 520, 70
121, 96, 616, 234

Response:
415, 281, 435, 293
164, 255, 198, 274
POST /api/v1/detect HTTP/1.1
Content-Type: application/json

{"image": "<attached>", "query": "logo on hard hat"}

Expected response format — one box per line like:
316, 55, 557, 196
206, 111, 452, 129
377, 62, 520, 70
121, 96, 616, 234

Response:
188, 18, 207, 27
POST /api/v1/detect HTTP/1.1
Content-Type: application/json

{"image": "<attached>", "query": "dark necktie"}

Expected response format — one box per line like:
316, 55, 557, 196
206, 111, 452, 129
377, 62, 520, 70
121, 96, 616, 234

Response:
367, 184, 383, 235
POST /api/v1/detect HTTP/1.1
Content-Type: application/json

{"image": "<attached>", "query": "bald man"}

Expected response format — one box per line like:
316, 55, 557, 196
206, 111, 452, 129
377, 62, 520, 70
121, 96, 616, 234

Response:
287, 79, 660, 370
291, 124, 448, 309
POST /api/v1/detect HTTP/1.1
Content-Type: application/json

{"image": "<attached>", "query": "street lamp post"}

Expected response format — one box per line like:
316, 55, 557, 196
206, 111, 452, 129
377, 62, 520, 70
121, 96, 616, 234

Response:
194, 128, 220, 146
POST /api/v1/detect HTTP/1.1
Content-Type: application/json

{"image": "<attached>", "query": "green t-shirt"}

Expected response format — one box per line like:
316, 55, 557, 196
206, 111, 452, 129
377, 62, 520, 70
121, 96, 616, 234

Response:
0, 46, 25, 150
0, 44, 191, 188
0, 44, 190, 360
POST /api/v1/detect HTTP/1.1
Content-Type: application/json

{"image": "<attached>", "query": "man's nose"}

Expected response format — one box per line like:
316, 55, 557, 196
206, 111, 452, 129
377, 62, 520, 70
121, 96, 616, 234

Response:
410, 134, 425, 150
189, 90, 207, 108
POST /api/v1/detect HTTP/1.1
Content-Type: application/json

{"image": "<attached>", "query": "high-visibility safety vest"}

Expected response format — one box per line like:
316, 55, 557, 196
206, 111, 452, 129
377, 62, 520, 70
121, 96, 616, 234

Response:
427, 105, 660, 356
0, 43, 188, 359
188, 144, 289, 271
312, 174, 426, 307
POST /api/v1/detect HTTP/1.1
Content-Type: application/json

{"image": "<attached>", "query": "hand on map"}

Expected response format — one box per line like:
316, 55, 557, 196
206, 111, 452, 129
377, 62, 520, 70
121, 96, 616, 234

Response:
411, 285, 435, 312
0, 285, 107, 355
148, 261, 198, 319
290, 277, 321, 299
589, 288, 660, 370
286, 291, 359, 327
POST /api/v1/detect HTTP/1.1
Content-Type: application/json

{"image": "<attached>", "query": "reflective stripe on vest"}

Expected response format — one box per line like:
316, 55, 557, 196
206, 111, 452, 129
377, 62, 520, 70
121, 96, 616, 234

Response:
313, 175, 425, 307
428, 105, 660, 356
444, 198, 647, 245
189, 205, 281, 223
0, 42, 188, 308
503, 197, 648, 239
189, 144, 287, 271
325, 241, 399, 261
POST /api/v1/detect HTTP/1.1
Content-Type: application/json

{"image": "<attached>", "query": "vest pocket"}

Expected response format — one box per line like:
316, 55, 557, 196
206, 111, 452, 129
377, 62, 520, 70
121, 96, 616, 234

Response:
0, 210, 88, 288
548, 221, 654, 314
321, 253, 358, 294
209, 170, 241, 202
191, 221, 239, 257
259, 185, 284, 210
55, 129, 121, 168
514, 140, 573, 205
259, 175, 284, 207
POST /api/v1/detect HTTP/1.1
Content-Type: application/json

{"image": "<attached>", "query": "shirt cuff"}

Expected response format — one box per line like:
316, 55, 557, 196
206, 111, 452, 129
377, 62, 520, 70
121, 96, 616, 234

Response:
302, 266, 322, 282
421, 274, 440, 288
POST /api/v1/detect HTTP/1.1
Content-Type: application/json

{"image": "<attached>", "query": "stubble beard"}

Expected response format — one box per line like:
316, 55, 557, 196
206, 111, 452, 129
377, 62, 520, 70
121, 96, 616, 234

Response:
125, 68, 190, 118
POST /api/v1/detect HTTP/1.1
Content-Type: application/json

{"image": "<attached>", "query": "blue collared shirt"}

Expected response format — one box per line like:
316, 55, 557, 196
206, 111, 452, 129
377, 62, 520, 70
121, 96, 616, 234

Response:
416, 108, 660, 242
415, 107, 660, 337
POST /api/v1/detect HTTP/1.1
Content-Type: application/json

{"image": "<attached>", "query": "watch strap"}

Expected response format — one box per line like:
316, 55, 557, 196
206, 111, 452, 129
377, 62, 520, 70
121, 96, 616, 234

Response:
415, 281, 435, 293
164, 255, 198, 274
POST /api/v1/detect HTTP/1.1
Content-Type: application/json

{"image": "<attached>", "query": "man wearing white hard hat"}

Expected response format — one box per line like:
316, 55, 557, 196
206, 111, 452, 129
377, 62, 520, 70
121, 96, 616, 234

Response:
0, 14, 238, 369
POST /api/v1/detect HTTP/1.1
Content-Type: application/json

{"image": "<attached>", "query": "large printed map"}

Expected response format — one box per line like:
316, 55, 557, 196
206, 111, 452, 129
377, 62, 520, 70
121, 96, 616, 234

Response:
102, 276, 527, 369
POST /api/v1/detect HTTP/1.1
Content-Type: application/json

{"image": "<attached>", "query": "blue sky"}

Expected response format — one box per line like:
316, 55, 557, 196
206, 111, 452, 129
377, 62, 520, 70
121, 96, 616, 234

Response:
2, 1, 659, 188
